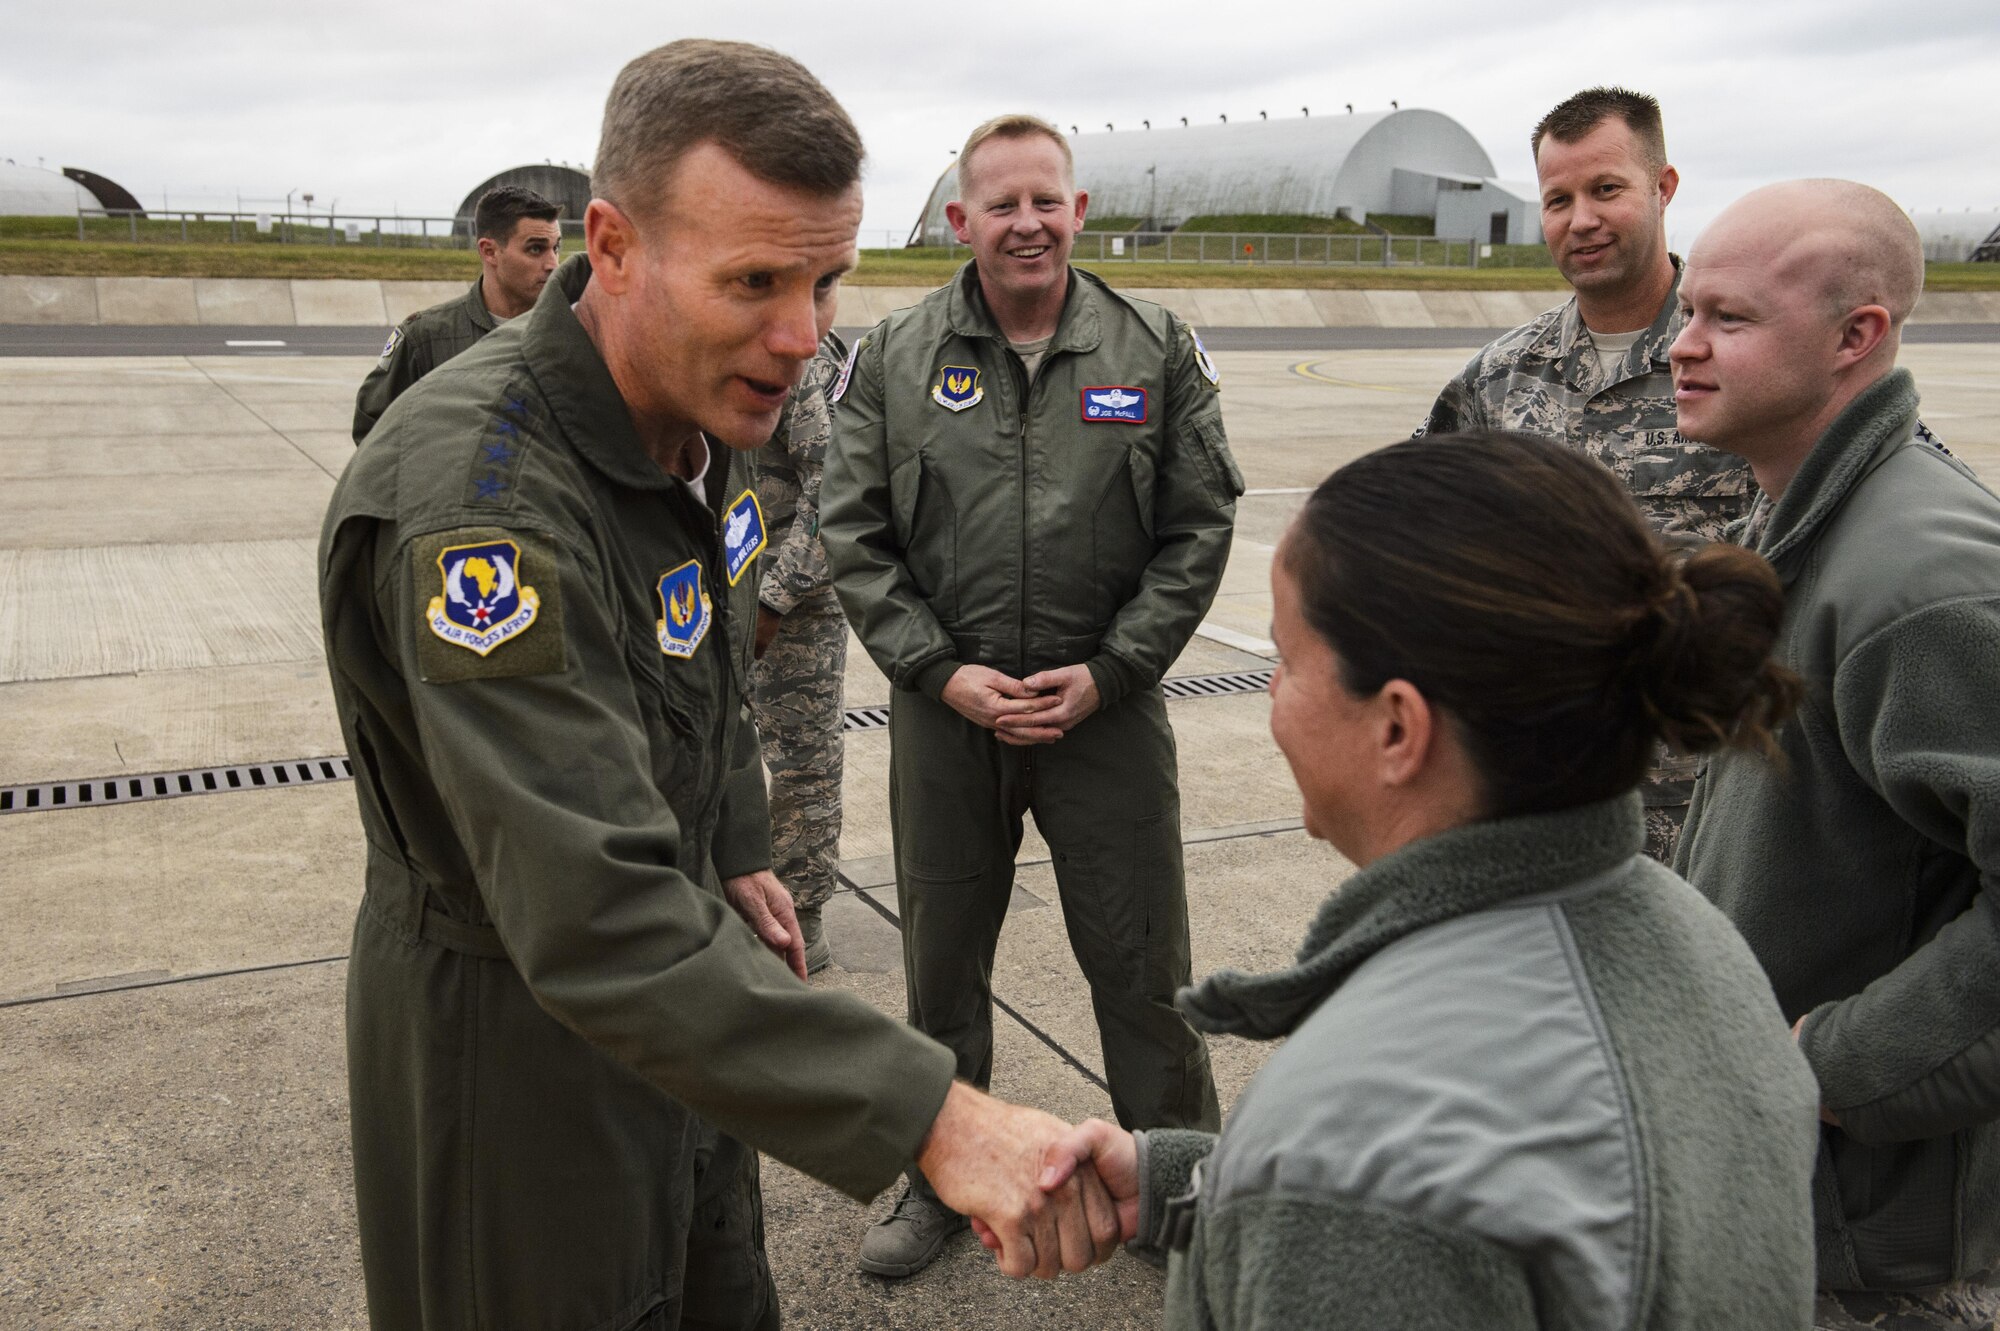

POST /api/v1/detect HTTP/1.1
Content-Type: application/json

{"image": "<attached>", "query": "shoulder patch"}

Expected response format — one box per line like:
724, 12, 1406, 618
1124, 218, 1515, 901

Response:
410, 528, 565, 683
1189, 327, 1221, 388
655, 560, 713, 659
378, 326, 404, 363
829, 334, 865, 405
722, 489, 767, 585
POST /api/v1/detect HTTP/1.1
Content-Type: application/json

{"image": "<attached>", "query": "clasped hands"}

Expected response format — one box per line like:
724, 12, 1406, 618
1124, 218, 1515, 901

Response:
919, 1082, 1140, 1279
941, 663, 1100, 746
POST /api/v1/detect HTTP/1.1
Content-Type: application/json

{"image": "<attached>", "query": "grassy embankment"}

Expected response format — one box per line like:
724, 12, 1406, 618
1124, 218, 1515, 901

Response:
5, 215, 1997, 290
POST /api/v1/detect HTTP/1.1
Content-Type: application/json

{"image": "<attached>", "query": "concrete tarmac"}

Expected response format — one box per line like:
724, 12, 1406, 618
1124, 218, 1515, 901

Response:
2, 342, 1996, 1328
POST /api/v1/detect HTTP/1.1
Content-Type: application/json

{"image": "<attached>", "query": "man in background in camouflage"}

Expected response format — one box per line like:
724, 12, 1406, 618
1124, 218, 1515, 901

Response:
751, 330, 851, 974
351, 185, 563, 444
1417, 87, 1748, 861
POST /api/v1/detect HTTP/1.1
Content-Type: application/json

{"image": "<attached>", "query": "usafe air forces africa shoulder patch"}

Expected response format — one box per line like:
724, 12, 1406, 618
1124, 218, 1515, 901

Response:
932, 365, 983, 413
722, 489, 767, 586
378, 326, 404, 363
1082, 385, 1148, 423
656, 560, 712, 660
829, 335, 864, 405
411, 528, 565, 683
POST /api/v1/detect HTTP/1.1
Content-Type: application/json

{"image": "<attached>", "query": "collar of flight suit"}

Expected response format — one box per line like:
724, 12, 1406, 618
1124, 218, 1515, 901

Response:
518, 254, 685, 494
1548, 254, 1684, 396
943, 259, 1106, 357
461, 274, 498, 333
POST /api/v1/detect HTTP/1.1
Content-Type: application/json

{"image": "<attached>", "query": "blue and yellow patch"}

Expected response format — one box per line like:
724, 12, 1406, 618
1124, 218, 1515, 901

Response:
932, 365, 983, 413
1081, 385, 1148, 423
655, 560, 712, 660
722, 489, 767, 586
1191, 328, 1221, 387
426, 539, 540, 656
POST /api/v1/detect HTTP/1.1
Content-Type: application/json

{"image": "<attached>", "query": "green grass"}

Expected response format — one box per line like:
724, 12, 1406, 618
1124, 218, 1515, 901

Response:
1174, 213, 1372, 235
6, 231, 1996, 292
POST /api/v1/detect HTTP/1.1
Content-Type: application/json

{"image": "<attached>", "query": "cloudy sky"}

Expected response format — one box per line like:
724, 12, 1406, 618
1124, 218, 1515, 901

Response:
5, 0, 1996, 249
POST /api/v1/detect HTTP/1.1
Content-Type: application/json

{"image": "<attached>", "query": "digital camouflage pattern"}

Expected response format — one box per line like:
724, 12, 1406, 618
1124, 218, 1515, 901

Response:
1815, 1284, 2000, 1330
751, 332, 849, 914
352, 277, 499, 445
1416, 262, 1754, 547
1417, 263, 1753, 860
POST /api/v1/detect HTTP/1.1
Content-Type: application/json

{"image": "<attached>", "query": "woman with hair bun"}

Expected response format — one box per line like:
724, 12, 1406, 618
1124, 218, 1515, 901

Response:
1042, 432, 1822, 1329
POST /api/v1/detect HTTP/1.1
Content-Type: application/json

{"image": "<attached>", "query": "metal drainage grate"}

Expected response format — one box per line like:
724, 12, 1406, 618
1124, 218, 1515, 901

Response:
841, 705, 890, 733
1, 757, 353, 817
1, 671, 1273, 816
1161, 669, 1274, 701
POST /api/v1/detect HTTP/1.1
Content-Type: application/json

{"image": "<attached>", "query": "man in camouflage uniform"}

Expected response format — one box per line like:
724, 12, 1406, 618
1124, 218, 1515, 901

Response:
750, 330, 850, 974
1417, 87, 1748, 862
351, 185, 562, 444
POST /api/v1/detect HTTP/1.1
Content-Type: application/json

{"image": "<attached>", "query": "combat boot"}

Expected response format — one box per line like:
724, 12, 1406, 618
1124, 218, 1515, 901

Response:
796, 903, 832, 975
856, 1187, 967, 1277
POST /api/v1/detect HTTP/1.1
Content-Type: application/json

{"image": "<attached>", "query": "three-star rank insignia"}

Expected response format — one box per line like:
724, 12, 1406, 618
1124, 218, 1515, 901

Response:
932, 365, 983, 413
723, 489, 767, 586
656, 560, 712, 660
426, 540, 540, 656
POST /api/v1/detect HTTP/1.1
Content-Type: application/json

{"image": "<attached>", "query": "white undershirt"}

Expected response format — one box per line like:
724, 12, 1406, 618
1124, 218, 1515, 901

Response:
1586, 326, 1644, 362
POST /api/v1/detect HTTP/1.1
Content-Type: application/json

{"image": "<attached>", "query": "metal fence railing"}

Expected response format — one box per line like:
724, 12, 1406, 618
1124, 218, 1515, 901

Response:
46, 209, 592, 248
928, 229, 1486, 268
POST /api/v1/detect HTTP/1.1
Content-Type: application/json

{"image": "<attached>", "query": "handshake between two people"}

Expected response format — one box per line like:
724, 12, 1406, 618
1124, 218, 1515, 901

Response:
919, 1081, 1141, 1279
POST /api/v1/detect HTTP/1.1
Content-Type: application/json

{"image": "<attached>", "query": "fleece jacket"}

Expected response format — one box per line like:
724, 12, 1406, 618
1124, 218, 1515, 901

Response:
1678, 368, 2000, 1291
1138, 795, 1820, 1330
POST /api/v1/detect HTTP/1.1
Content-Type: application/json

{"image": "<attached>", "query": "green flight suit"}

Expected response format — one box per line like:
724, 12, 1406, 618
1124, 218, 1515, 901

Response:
822, 264, 1238, 1169
352, 276, 500, 445
321, 255, 955, 1330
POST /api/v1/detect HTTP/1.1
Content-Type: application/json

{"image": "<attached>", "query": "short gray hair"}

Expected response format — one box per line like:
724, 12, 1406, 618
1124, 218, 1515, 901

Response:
592, 39, 863, 221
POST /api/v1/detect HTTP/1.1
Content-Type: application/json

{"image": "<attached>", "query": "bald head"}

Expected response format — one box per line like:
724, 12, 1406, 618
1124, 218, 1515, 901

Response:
1697, 179, 1924, 328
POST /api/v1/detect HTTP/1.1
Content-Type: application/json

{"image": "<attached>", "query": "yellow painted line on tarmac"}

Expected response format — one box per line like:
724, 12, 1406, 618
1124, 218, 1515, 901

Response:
1289, 359, 1414, 393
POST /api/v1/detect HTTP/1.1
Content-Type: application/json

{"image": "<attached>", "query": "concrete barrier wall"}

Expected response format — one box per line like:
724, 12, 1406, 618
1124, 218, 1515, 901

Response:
2, 274, 1996, 329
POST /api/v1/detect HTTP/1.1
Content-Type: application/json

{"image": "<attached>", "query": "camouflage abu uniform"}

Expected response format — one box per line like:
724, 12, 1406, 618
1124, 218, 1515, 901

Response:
750, 332, 850, 922
1417, 260, 1752, 861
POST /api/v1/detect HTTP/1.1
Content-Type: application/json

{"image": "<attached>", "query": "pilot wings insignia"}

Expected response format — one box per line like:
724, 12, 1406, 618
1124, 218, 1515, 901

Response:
932, 365, 983, 413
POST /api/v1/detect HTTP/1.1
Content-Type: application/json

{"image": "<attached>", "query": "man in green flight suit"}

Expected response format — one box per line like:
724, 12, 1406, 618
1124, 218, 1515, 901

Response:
350, 184, 562, 444
320, 43, 1120, 1329
823, 113, 1239, 1278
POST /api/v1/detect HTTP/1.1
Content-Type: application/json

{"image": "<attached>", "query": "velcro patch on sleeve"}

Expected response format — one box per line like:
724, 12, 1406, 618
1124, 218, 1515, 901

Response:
410, 526, 566, 683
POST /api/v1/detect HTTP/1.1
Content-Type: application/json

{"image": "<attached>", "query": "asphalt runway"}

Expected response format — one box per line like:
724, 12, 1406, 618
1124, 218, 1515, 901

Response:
6, 320, 1996, 358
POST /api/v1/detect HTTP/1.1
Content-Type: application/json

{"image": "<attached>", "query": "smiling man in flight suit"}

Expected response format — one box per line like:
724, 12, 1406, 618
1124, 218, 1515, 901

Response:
823, 113, 1239, 1278
320, 43, 1121, 1329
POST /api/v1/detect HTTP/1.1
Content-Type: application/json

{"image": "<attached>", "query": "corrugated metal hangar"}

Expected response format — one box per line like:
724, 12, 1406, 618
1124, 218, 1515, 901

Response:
910, 108, 1540, 246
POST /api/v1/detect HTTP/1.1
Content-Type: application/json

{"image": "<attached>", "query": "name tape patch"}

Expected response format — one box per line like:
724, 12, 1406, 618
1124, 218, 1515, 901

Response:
656, 560, 712, 660
426, 540, 540, 656
1081, 385, 1148, 423
723, 489, 767, 586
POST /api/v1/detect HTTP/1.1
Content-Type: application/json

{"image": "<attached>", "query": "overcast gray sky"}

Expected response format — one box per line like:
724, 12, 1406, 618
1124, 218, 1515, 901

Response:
6, 0, 1996, 250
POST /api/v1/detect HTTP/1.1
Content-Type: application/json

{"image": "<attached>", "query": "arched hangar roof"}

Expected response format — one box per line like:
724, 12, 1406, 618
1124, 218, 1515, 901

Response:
913, 108, 1497, 241
455, 165, 592, 224
1911, 208, 2000, 263
0, 161, 91, 217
